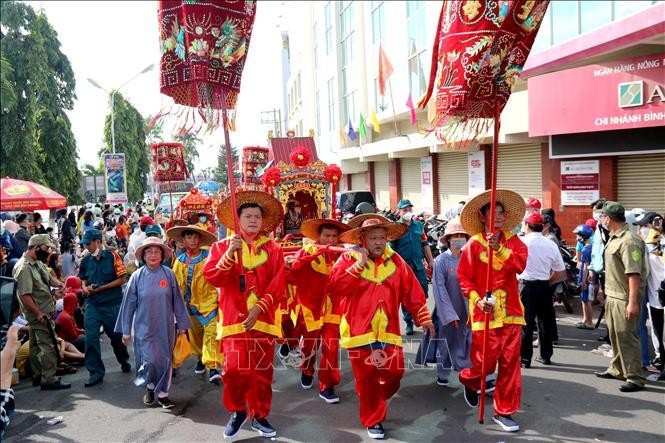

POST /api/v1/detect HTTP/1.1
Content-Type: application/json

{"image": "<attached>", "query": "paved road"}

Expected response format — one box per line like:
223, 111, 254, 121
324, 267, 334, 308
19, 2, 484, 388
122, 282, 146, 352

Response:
5, 299, 665, 442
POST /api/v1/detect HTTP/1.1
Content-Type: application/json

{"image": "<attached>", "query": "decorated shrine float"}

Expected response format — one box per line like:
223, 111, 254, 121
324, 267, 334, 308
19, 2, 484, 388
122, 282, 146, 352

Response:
257, 136, 343, 254
171, 187, 217, 234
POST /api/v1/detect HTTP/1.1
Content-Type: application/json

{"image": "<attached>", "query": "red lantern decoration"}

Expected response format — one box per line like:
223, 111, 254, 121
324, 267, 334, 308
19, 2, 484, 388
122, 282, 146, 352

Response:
261, 166, 282, 188
289, 146, 311, 168
324, 164, 343, 184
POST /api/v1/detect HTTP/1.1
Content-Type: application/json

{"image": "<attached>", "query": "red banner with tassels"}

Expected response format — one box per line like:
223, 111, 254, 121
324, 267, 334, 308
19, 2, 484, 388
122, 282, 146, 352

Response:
151, 142, 190, 182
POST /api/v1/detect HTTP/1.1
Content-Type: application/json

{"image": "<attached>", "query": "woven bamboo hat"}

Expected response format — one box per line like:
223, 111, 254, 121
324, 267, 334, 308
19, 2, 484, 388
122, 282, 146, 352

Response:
460, 189, 525, 235
217, 191, 284, 234
443, 217, 469, 239
166, 224, 217, 246
136, 237, 173, 262
339, 218, 407, 245
346, 213, 391, 228
300, 218, 350, 240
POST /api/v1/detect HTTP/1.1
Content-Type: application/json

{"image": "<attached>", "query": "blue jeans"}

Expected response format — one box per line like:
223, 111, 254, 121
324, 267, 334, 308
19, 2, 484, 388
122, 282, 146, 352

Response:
638, 289, 651, 367
84, 302, 130, 382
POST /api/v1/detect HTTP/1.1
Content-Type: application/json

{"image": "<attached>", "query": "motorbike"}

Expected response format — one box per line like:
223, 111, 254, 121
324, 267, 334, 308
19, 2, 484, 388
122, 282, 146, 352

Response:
552, 242, 578, 314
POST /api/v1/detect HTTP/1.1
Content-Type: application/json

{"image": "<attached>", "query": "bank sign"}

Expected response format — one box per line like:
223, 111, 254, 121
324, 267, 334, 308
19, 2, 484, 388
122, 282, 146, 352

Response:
529, 54, 665, 136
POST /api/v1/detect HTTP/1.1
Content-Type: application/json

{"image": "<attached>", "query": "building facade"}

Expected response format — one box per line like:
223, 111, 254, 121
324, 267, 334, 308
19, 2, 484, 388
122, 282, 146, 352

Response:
283, 1, 665, 242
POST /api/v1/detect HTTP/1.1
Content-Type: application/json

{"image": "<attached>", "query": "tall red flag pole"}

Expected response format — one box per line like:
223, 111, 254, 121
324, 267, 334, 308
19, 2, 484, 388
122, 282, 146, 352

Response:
221, 97, 246, 292
478, 101, 501, 423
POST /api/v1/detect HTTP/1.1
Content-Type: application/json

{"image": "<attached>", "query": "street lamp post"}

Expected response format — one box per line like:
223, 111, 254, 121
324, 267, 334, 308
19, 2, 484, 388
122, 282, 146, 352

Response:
88, 63, 155, 154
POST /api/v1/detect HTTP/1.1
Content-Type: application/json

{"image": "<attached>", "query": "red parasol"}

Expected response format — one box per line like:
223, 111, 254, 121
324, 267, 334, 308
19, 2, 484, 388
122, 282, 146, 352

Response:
158, 0, 258, 292
420, 0, 549, 423
1, 177, 67, 211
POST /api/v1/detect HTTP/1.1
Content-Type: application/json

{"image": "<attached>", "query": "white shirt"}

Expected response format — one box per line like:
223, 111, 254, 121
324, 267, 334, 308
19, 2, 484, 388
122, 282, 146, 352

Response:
647, 253, 664, 309
518, 232, 565, 281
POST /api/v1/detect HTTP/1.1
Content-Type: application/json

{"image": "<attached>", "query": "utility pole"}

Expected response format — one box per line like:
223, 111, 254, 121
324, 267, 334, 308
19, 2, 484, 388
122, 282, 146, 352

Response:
261, 108, 283, 137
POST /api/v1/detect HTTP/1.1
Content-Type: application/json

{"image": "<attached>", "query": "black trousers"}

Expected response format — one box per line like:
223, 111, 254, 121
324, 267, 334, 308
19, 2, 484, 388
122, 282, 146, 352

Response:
521, 280, 556, 363
650, 306, 665, 360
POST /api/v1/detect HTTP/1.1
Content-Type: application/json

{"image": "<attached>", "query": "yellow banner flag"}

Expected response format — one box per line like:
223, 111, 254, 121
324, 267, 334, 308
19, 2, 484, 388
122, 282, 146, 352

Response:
370, 109, 381, 133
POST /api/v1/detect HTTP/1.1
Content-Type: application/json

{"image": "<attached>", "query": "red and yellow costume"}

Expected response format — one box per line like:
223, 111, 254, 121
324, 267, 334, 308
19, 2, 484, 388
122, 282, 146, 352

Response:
457, 231, 528, 417
172, 248, 223, 369
286, 243, 342, 391
203, 235, 285, 418
329, 246, 432, 427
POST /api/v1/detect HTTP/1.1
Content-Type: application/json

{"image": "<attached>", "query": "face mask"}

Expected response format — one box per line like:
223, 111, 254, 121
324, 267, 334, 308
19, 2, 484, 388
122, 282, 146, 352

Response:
593, 212, 602, 222
402, 212, 414, 223
199, 216, 207, 223
450, 238, 467, 250
639, 227, 650, 239
91, 246, 101, 258
577, 237, 585, 245
36, 249, 50, 262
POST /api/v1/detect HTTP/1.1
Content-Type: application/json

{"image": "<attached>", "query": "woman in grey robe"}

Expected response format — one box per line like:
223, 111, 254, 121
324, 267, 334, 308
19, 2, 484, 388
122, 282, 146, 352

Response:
431, 219, 472, 385
115, 237, 192, 409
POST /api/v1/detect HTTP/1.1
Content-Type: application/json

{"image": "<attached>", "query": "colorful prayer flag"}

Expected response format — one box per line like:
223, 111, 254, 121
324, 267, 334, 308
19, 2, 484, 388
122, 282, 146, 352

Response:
378, 44, 394, 97
338, 128, 346, 147
347, 119, 357, 141
370, 109, 381, 133
359, 113, 367, 139
406, 94, 417, 125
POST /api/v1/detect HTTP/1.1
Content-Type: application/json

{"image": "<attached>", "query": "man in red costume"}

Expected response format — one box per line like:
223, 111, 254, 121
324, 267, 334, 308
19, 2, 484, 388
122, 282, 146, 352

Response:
456, 189, 528, 433
283, 218, 349, 403
329, 218, 434, 440
203, 191, 285, 440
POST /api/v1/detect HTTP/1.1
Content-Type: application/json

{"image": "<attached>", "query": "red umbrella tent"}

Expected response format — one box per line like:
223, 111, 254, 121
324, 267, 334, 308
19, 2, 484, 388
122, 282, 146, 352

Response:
0, 177, 67, 211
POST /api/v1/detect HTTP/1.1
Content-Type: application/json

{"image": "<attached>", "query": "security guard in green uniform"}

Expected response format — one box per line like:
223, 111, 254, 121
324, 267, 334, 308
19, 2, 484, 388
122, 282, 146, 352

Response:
13, 234, 70, 390
594, 201, 648, 392
78, 229, 130, 387
389, 199, 434, 335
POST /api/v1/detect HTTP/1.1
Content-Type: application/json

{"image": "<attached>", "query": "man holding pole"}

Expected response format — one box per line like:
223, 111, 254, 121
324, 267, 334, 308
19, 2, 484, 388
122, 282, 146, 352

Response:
283, 218, 349, 403
329, 218, 434, 439
456, 190, 527, 432
203, 191, 285, 440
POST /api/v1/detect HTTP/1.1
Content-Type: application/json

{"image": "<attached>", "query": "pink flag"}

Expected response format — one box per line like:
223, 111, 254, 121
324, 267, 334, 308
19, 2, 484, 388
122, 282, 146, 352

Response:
406, 94, 416, 125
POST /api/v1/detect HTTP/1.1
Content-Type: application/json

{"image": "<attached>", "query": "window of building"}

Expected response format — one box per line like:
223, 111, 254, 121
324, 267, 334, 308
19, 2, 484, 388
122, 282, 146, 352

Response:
580, 1, 611, 34
551, 1, 579, 44
407, 0, 427, 98
324, 2, 333, 55
613, 1, 655, 19
327, 77, 336, 131
315, 90, 321, 135
371, 1, 385, 44
340, 1, 356, 124
313, 22, 318, 67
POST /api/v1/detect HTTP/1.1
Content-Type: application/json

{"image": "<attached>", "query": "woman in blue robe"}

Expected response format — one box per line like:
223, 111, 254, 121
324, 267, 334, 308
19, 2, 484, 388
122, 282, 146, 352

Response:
115, 237, 192, 409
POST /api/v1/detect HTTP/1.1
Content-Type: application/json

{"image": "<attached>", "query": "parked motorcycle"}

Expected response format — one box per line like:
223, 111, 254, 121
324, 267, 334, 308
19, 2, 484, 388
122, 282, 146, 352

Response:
552, 242, 578, 314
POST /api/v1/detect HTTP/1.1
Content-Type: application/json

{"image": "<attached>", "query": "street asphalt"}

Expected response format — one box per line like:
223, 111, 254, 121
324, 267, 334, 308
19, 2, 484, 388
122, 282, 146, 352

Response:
5, 296, 665, 443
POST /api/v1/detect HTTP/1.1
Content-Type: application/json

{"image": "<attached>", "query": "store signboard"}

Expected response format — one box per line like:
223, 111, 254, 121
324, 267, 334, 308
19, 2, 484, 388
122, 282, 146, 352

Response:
560, 160, 599, 205
529, 53, 665, 136
468, 150, 485, 196
420, 156, 434, 214
104, 153, 128, 204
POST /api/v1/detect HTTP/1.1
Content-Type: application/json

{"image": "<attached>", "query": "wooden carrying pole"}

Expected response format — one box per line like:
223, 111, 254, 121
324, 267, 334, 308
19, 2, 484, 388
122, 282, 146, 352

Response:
478, 102, 501, 423
221, 99, 246, 292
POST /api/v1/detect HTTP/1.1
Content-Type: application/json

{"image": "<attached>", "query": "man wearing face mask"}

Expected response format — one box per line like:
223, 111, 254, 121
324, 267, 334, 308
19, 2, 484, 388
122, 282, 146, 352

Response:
389, 199, 434, 335
595, 202, 648, 392
13, 235, 69, 390
78, 229, 131, 387
590, 199, 609, 309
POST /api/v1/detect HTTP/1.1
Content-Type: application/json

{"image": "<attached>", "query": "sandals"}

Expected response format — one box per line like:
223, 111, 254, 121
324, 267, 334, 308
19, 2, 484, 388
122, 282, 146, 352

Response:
576, 322, 594, 330
56, 363, 78, 375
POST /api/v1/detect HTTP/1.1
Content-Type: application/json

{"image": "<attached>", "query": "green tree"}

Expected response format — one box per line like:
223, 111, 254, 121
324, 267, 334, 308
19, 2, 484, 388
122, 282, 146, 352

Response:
101, 92, 150, 202
0, 55, 17, 111
173, 131, 201, 177
213, 145, 240, 188
82, 162, 104, 176
0, 1, 81, 202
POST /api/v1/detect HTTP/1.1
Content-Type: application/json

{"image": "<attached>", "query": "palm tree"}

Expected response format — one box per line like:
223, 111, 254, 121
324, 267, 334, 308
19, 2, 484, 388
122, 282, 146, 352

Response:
0, 55, 17, 112
82, 163, 104, 176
